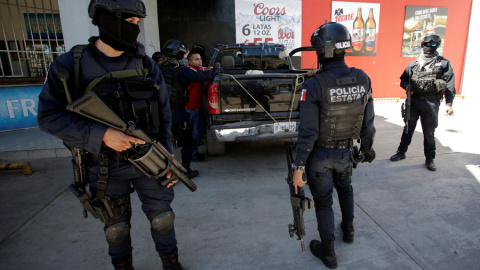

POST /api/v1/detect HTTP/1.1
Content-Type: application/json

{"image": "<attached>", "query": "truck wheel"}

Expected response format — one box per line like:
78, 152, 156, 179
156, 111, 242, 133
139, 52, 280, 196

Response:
206, 129, 225, 155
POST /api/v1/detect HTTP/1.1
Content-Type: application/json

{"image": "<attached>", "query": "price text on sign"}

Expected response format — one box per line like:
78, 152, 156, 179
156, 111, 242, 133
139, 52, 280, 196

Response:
243, 24, 274, 44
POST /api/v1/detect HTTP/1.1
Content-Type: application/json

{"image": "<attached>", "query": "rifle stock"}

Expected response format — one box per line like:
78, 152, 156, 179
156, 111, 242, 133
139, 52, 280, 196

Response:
285, 141, 312, 253
66, 91, 197, 192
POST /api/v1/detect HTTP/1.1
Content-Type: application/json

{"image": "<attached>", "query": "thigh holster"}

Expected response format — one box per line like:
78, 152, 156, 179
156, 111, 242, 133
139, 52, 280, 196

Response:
333, 166, 353, 181
334, 166, 353, 195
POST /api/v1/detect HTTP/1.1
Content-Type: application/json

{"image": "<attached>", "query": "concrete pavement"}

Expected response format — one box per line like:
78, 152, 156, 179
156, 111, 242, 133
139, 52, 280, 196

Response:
0, 98, 479, 270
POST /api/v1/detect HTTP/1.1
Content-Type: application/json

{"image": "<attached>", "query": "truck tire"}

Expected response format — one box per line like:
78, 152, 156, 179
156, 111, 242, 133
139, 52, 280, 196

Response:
206, 129, 225, 155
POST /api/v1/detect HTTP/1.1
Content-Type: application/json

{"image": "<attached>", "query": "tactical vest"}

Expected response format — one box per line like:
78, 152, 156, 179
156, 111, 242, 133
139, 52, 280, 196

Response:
159, 62, 189, 108
71, 44, 161, 140
410, 56, 443, 94
313, 68, 370, 145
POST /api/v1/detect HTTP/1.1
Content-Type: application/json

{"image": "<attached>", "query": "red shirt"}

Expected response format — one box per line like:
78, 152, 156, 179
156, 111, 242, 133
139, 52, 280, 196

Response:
185, 66, 204, 110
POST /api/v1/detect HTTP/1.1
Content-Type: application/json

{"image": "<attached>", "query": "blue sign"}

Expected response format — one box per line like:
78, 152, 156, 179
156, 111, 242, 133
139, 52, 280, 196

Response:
24, 13, 63, 40
0, 85, 42, 131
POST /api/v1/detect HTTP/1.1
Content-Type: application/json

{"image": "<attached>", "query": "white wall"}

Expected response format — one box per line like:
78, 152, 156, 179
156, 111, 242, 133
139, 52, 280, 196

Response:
140, 0, 160, 58
460, 0, 479, 100
58, 0, 160, 57
58, 0, 97, 51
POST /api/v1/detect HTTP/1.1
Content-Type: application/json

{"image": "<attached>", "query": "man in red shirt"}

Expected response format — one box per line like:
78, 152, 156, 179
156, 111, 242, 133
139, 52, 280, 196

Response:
186, 52, 210, 161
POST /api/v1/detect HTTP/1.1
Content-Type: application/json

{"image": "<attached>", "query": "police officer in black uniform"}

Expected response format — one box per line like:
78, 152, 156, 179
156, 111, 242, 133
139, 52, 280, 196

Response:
158, 39, 219, 178
292, 22, 376, 269
390, 34, 455, 171
37, 1, 185, 269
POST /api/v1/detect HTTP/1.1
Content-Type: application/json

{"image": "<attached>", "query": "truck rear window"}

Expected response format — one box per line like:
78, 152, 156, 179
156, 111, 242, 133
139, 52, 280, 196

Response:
214, 46, 289, 70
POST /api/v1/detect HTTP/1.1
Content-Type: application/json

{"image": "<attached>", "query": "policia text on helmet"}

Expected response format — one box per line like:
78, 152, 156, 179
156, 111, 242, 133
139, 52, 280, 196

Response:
88, 0, 146, 51
310, 22, 352, 67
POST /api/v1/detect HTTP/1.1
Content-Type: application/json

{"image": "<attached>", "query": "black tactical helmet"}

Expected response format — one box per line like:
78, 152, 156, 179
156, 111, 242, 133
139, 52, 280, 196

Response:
162, 39, 187, 59
152, 51, 164, 63
88, 0, 146, 20
311, 22, 351, 58
421, 34, 442, 47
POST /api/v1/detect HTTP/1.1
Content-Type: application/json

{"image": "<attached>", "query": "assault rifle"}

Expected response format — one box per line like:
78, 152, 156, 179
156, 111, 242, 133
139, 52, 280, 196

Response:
404, 65, 412, 134
53, 64, 99, 218
404, 85, 411, 134
71, 148, 91, 218
285, 141, 313, 252
66, 91, 197, 192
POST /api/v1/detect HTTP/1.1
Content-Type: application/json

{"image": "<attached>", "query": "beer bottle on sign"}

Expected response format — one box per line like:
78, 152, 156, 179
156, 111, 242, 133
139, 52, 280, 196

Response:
352, 8, 364, 52
424, 16, 435, 36
365, 8, 376, 52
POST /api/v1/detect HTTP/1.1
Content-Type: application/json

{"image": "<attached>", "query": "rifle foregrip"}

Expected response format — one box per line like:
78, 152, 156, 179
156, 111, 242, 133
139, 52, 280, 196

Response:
160, 166, 197, 192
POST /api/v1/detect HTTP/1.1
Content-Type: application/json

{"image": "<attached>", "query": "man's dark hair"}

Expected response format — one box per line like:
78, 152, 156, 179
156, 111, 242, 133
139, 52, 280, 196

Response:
187, 52, 200, 61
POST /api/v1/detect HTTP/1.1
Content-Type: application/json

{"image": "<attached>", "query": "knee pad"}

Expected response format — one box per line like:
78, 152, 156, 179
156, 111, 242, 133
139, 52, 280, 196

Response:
105, 221, 130, 246
150, 210, 175, 235
314, 197, 333, 207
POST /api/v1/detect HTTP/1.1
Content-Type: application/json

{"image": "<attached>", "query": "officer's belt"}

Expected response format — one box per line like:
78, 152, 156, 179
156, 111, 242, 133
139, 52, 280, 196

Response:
412, 94, 438, 101
316, 139, 353, 149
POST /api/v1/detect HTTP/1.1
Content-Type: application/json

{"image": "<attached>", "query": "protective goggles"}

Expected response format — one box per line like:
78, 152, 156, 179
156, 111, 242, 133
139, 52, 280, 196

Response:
424, 42, 438, 47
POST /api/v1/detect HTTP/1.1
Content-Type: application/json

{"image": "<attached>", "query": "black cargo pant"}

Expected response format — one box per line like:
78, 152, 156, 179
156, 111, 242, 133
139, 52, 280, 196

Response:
306, 148, 354, 241
397, 97, 440, 161
171, 106, 194, 167
88, 161, 177, 260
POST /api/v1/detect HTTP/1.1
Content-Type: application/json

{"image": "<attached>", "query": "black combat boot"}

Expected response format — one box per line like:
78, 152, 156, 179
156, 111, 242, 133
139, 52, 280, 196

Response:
159, 247, 184, 270
426, 159, 437, 171
310, 238, 338, 269
390, 151, 406, 161
341, 219, 354, 243
185, 168, 199, 179
183, 165, 199, 179
112, 255, 135, 270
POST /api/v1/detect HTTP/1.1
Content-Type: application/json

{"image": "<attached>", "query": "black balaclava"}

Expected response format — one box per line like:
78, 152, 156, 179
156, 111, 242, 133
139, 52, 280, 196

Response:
422, 45, 437, 55
95, 10, 140, 51
318, 51, 345, 68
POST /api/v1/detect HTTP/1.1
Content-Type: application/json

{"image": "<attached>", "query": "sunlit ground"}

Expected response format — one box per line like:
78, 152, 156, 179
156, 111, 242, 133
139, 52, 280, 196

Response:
374, 97, 480, 183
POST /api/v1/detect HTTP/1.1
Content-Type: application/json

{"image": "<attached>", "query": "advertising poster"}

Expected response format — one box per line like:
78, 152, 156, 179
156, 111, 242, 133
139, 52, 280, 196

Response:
331, 1, 380, 56
24, 13, 63, 40
402, 6, 448, 57
235, 0, 302, 51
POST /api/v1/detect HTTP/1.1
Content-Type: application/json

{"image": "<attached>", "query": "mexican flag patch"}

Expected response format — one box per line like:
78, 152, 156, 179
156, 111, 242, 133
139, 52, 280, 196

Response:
300, 89, 307, 101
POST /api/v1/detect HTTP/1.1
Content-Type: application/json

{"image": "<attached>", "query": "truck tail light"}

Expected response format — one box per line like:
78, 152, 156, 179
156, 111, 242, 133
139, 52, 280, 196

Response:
208, 82, 220, 114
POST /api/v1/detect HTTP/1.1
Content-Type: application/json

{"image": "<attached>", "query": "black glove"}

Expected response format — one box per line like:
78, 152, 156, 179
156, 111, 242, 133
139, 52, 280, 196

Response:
361, 149, 376, 163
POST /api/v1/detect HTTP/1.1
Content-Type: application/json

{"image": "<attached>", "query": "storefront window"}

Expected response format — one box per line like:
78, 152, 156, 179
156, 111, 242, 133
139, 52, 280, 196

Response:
0, 0, 64, 83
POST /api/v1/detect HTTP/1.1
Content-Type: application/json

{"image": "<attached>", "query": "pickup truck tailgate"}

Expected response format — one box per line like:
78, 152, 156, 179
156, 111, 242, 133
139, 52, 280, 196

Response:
218, 73, 303, 114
